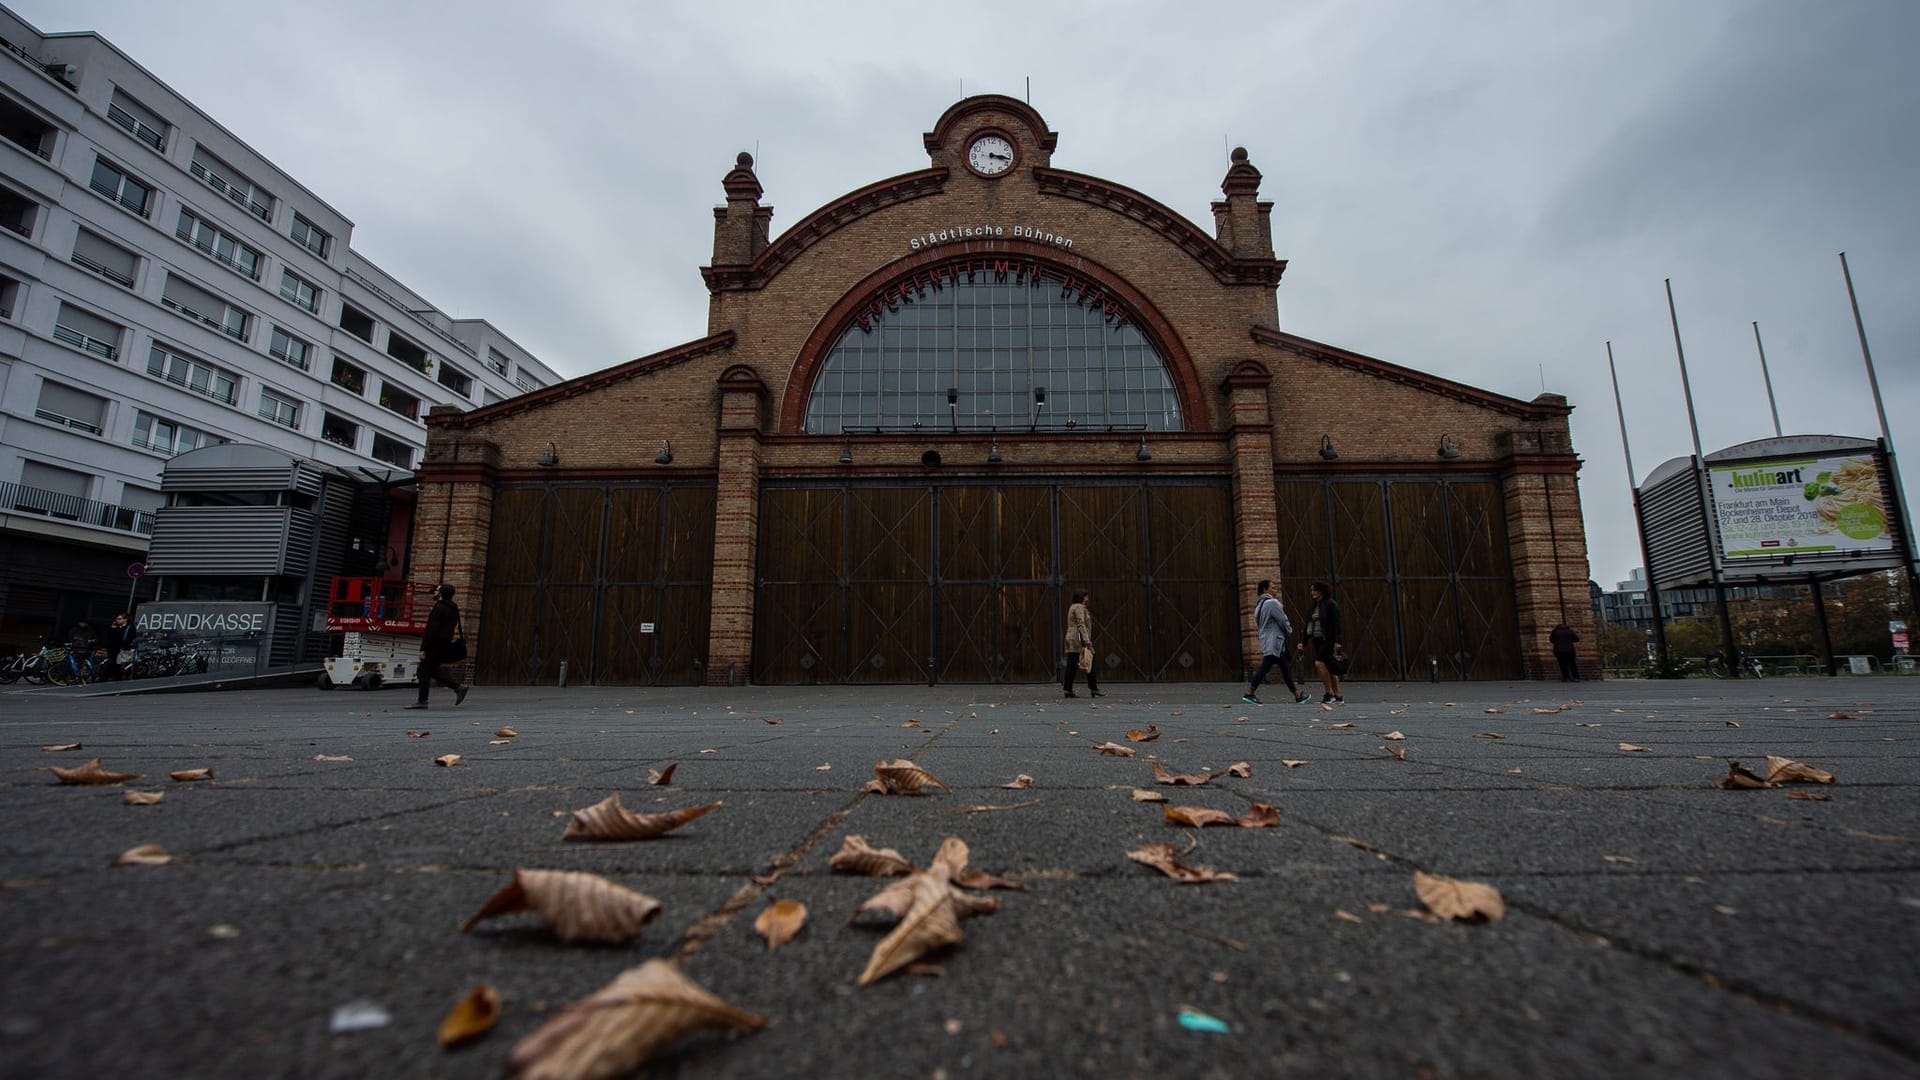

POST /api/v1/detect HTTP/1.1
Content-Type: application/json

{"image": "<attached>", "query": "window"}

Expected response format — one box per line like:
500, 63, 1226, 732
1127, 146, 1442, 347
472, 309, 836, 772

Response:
339, 303, 375, 342
189, 146, 272, 222
436, 362, 472, 397
320, 412, 358, 450
803, 261, 1183, 433
115, 485, 163, 533
385, 332, 429, 373
330, 356, 366, 395
376, 381, 420, 421
52, 302, 123, 359
291, 213, 330, 258
35, 381, 109, 434
161, 272, 251, 340
369, 432, 412, 469
18, 461, 94, 519
514, 369, 542, 393
279, 269, 320, 313
0, 273, 21, 319
486, 347, 510, 376
132, 410, 224, 456
482, 389, 505, 406
147, 344, 239, 405
88, 157, 154, 216
0, 96, 54, 159
0, 185, 38, 237
258, 388, 300, 428
70, 230, 138, 287
269, 326, 312, 370
175, 209, 261, 279
107, 88, 168, 152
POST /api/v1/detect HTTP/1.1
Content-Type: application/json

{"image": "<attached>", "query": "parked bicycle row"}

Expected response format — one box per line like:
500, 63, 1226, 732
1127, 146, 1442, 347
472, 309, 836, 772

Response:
0, 614, 208, 686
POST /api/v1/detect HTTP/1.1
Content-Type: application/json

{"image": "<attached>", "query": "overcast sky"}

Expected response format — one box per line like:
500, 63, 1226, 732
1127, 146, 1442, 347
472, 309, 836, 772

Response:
20, 0, 1917, 589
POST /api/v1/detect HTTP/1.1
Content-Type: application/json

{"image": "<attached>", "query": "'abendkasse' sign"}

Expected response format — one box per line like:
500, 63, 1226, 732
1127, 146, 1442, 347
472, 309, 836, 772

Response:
1708, 453, 1893, 559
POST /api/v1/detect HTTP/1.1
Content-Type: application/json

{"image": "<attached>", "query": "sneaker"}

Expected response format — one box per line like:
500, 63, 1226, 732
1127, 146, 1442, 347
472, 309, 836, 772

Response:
1064, 690, 1078, 698
455, 684, 470, 706
1090, 689, 1105, 698
1241, 693, 1261, 705
1295, 693, 1310, 704
1321, 693, 1334, 705
404, 703, 428, 710
1332, 696, 1345, 705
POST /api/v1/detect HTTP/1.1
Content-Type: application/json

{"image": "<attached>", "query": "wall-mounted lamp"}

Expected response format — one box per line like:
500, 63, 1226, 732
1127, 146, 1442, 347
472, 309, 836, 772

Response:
987, 439, 1002, 464
921, 449, 942, 468
1135, 437, 1152, 462
1318, 435, 1338, 461
838, 440, 853, 465
654, 439, 673, 465
946, 387, 959, 431
539, 441, 559, 467
1436, 434, 1460, 460
1030, 386, 1047, 430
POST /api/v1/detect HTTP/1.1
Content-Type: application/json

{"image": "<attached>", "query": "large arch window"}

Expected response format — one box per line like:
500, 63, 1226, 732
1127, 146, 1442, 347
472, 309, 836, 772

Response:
804, 260, 1182, 434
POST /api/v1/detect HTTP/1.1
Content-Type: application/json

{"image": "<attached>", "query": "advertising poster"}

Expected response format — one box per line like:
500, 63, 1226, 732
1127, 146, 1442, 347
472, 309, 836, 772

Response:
1708, 452, 1893, 560
132, 602, 276, 677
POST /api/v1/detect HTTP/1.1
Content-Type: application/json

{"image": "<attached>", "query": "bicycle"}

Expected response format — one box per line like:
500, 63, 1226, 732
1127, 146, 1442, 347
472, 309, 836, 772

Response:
1704, 651, 1764, 679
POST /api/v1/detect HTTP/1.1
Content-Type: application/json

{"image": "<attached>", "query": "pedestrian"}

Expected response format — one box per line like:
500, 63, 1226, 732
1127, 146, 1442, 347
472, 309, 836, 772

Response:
406, 584, 469, 710
1305, 581, 1344, 704
1550, 621, 1580, 681
66, 618, 98, 682
101, 612, 136, 681
1062, 589, 1103, 699
1244, 579, 1308, 705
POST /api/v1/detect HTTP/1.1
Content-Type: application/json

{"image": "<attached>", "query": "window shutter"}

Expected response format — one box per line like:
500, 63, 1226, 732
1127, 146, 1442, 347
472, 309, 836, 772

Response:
73, 230, 138, 280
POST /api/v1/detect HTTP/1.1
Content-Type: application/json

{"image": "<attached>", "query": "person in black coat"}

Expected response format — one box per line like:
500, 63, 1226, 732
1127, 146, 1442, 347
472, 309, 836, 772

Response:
1305, 581, 1344, 704
406, 584, 468, 709
101, 612, 136, 681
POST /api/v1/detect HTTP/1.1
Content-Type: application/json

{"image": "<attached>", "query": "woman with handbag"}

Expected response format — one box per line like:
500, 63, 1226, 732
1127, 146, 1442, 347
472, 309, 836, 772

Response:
1062, 590, 1103, 699
407, 584, 469, 709
102, 612, 136, 681
1305, 581, 1345, 705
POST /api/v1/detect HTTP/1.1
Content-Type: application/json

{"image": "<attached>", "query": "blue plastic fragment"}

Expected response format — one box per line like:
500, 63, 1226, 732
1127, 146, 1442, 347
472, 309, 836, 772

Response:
1177, 1007, 1230, 1034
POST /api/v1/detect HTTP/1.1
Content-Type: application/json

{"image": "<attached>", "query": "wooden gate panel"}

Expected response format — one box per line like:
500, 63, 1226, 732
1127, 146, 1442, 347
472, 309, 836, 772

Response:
937, 584, 997, 682
999, 584, 1058, 683
759, 489, 844, 583
998, 487, 1053, 584
1389, 481, 1451, 578
937, 487, 994, 582
476, 585, 537, 684
1459, 578, 1522, 678
596, 585, 659, 684
1332, 579, 1396, 681
754, 584, 843, 684
1396, 579, 1459, 679
1059, 486, 1148, 682
847, 583, 930, 684
603, 489, 663, 585
532, 585, 596, 684
487, 489, 546, 584
547, 489, 604, 585
1148, 485, 1237, 682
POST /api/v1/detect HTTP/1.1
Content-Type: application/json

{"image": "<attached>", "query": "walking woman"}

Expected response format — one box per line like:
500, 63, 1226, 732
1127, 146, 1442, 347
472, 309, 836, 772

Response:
1062, 589, 1103, 698
406, 584, 469, 710
101, 612, 136, 682
1305, 581, 1344, 704
1243, 580, 1308, 704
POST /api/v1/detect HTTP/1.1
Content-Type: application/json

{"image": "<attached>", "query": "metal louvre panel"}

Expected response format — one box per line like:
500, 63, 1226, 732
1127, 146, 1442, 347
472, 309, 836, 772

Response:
285, 508, 316, 570
144, 506, 292, 574
159, 466, 296, 492
1640, 467, 1714, 590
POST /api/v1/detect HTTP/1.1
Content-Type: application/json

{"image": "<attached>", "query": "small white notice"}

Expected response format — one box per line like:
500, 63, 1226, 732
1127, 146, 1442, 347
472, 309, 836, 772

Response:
640, 623, 655, 634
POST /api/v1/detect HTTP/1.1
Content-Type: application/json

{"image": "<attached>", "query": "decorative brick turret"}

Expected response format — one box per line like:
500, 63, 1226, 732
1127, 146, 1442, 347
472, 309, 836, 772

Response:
710, 152, 772, 267
1212, 148, 1275, 261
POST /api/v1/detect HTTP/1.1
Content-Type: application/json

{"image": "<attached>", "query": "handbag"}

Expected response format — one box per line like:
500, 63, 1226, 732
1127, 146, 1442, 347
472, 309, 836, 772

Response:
1329, 646, 1351, 678
1077, 646, 1093, 673
444, 613, 468, 663
116, 648, 136, 665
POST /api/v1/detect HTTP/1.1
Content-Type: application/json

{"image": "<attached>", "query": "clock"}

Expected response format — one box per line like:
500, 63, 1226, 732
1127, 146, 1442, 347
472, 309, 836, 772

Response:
967, 134, 1015, 176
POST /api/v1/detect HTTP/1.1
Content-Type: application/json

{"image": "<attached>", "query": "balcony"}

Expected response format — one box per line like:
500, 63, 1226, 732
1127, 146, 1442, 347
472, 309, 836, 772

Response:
0, 480, 155, 535
160, 295, 247, 340
71, 250, 135, 287
107, 102, 166, 152
52, 322, 119, 360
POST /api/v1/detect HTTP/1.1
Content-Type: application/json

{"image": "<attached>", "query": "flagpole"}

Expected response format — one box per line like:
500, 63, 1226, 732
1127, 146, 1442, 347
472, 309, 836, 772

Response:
1840, 252, 1920, 623
1666, 279, 1741, 673
1751, 321, 1782, 438
1609, 342, 1670, 671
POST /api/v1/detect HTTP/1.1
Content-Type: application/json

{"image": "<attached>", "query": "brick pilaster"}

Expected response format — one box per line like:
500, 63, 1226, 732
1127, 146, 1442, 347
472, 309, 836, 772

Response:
1500, 424, 1600, 679
705, 366, 768, 685
1220, 361, 1280, 677
414, 415, 500, 678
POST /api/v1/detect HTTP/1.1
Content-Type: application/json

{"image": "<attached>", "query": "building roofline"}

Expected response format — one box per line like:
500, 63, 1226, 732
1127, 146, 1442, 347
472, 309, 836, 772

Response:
1251, 326, 1570, 421
427, 332, 736, 430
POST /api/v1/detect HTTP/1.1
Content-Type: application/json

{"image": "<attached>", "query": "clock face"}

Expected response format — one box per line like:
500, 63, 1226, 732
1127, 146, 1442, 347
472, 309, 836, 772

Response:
967, 135, 1015, 176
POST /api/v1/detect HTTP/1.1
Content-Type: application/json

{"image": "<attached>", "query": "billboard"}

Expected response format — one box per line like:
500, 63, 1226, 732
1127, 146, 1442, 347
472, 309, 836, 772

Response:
132, 602, 276, 678
1708, 451, 1894, 560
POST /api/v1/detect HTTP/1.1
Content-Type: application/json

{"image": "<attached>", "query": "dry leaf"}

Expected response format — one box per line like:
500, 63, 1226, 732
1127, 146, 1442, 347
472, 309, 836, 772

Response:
506, 959, 764, 1078
46, 758, 140, 785
489, 739, 513, 746
829, 835, 915, 877
1130, 788, 1168, 802
1236, 803, 1280, 828
170, 768, 213, 782
1164, 805, 1239, 828
114, 843, 171, 866
1126, 841, 1237, 884
648, 763, 678, 786
460, 869, 662, 943
1280, 759, 1308, 769
40, 742, 82, 752
1725, 721, 1741, 729
1828, 711, 1855, 720
872, 759, 947, 794
435, 754, 462, 767
859, 867, 966, 986
407, 730, 429, 738
957, 800, 1039, 814
438, 984, 501, 1048
123, 790, 164, 806
815, 763, 832, 771
1151, 761, 1218, 786
999, 774, 1034, 790
1334, 909, 1364, 924
1383, 731, 1406, 741
1787, 791, 1831, 802
1474, 732, 1504, 740
953, 870, 1028, 892
1618, 743, 1652, 753
1366, 902, 1391, 913
1125, 725, 1161, 743
1484, 708, 1503, 715
861, 778, 889, 794
314, 754, 352, 762
1320, 702, 1334, 712
1224, 761, 1251, 778
1412, 869, 1505, 922
1093, 742, 1137, 757
495, 727, 518, 738
755, 899, 807, 951
1532, 706, 1567, 715
564, 795, 720, 841
1603, 854, 1637, 864
1390, 707, 1410, 716
1719, 762, 1776, 790
1381, 744, 1407, 761
1443, 702, 1457, 708
1331, 722, 1355, 729
1764, 756, 1835, 784
765, 718, 784, 725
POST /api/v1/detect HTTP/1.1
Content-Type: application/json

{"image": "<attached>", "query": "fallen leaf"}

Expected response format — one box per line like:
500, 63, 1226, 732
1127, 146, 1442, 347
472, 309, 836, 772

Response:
858, 863, 966, 986
1847, 830, 1907, 843
861, 778, 889, 794
1401, 908, 1444, 924
435, 754, 462, 767
40, 742, 82, 752
1331, 722, 1355, 729
1164, 805, 1239, 828
1764, 756, 1835, 785
489, 739, 512, 746
1484, 707, 1503, 715
1093, 742, 1137, 757
1531, 706, 1566, 715
460, 869, 662, 943
438, 984, 502, 1048
648, 763, 679, 786
1412, 869, 1505, 922
1224, 761, 1251, 778
766, 718, 784, 725
208, 923, 240, 938
1366, 902, 1391, 913
872, 759, 948, 794
1443, 702, 1457, 708
755, 899, 807, 951
1126, 841, 1237, 884
46, 758, 140, 785
958, 800, 1040, 814
1334, 909, 1364, 924
564, 794, 721, 841
1151, 761, 1218, 786
699, 749, 716, 754
1236, 803, 1280, 828
1618, 743, 1652, 753
406, 730, 430, 738
1474, 732, 1504, 740
1787, 791, 1831, 802
816, 763, 832, 771
495, 727, 518, 738
953, 870, 1028, 892
1320, 702, 1334, 712
1130, 788, 1167, 802
1828, 711, 1855, 720
999, 774, 1034, 790
1383, 731, 1406, 741
1725, 721, 1741, 728
170, 768, 213, 782
1125, 725, 1161, 743
1390, 707, 1410, 716
115, 843, 171, 866
314, 754, 352, 762
506, 959, 764, 1076
1602, 855, 1636, 865
1719, 761, 1775, 789
1281, 759, 1308, 768
123, 790, 164, 805
1381, 744, 1407, 761
829, 835, 915, 877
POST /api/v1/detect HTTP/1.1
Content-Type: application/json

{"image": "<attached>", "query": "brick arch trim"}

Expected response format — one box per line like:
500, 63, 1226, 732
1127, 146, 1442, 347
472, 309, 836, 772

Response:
776, 240, 1210, 433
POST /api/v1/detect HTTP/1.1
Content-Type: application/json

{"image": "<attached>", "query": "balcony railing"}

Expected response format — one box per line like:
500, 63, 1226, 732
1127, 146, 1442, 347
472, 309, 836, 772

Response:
161, 295, 247, 340
0, 480, 154, 535
71, 251, 135, 287
52, 322, 119, 359
344, 266, 478, 358
33, 407, 102, 434
188, 159, 271, 222
3, 128, 51, 160
106, 103, 165, 151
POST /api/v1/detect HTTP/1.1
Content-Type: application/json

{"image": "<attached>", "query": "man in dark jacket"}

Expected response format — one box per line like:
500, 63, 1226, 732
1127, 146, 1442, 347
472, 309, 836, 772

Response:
406, 584, 468, 709
1549, 622, 1580, 681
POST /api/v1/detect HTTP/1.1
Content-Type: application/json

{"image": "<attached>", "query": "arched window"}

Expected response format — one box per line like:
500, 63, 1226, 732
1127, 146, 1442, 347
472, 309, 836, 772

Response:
804, 260, 1182, 434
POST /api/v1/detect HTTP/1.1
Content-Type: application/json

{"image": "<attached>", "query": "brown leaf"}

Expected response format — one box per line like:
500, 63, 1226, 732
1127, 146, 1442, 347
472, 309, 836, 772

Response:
1383, 731, 1406, 741
999, 774, 1034, 790
1828, 711, 1855, 719
123, 790, 164, 806
872, 759, 948, 794
1224, 761, 1251, 778
648, 763, 678, 786
1334, 909, 1364, 923
1532, 706, 1567, 715
1787, 790, 1832, 802
766, 717, 784, 725
438, 984, 501, 1048
859, 868, 966, 986
1366, 902, 1391, 913
114, 843, 171, 866
1474, 732, 1505, 740
1125, 841, 1238, 884
1164, 805, 1239, 828
953, 870, 1028, 892
1093, 742, 1137, 757
861, 778, 888, 794
460, 869, 662, 943
1764, 756, 1835, 784
1281, 759, 1309, 768
755, 899, 807, 951
507, 959, 764, 1077
815, 762, 832, 771
1381, 744, 1407, 761
1484, 707, 1503, 715
435, 754, 462, 767
957, 800, 1039, 814
1617, 743, 1652, 753
1331, 722, 1355, 729
406, 730, 430, 738
1412, 869, 1505, 922
829, 835, 916, 877
1151, 761, 1218, 786
495, 727, 518, 738
1125, 725, 1161, 743
46, 758, 140, 785
1130, 788, 1167, 802
1236, 803, 1280, 828
1719, 762, 1777, 790
170, 768, 213, 782
1725, 721, 1741, 728
314, 754, 352, 762
489, 739, 513, 746
40, 742, 82, 752
563, 795, 721, 841
1319, 702, 1334, 712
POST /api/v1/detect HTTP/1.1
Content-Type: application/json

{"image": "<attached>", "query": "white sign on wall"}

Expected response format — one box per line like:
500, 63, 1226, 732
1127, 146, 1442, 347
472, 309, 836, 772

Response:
1708, 452, 1894, 560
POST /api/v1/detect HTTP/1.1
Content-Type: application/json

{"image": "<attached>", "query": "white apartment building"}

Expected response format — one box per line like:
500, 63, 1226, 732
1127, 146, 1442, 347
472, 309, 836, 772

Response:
0, 5, 560, 644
